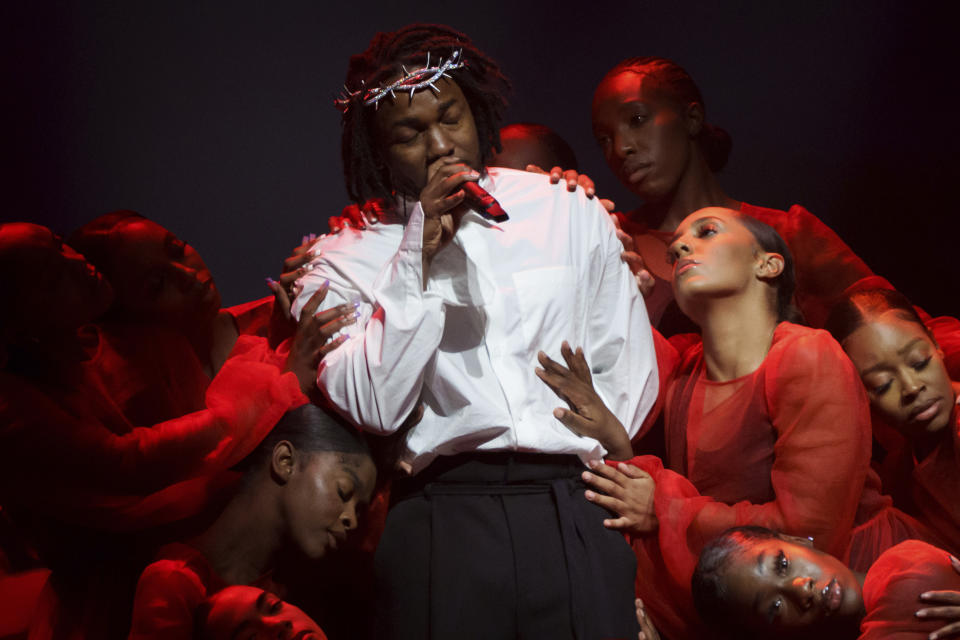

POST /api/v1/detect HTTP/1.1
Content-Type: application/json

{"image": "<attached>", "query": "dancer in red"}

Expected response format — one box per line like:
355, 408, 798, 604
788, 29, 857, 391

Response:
692, 527, 960, 640
591, 57, 960, 347
827, 289, 960, 556
536, 208, 874, 639
128, 404, 376, 640
0, 222, 346, 638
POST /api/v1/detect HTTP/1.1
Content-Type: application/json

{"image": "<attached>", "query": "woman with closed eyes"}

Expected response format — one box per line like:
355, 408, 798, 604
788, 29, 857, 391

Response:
827, 289, 960, 560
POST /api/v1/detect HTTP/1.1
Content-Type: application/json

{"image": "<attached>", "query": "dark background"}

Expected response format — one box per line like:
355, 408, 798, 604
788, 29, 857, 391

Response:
4, 1, 957, 316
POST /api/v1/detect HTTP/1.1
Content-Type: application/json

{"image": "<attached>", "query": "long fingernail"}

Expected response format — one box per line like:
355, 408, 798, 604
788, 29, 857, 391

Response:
322, 279, 330, 289
266, 277, 276, 286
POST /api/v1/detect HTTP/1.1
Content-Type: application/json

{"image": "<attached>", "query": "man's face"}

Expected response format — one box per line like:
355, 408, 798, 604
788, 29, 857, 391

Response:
373, 77, 482, 197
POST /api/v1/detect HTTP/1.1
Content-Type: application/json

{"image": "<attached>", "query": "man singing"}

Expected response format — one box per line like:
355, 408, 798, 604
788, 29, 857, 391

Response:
292, 23, 657, 640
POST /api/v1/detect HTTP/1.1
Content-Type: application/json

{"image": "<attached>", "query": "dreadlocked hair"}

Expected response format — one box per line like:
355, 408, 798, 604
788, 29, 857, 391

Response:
340, 23, 511, 204
601, 57, 733, 172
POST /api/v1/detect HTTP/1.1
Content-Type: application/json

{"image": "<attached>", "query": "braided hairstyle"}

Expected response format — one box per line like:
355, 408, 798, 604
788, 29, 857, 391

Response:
600, 57, 733, 172
339, 23, 511, 204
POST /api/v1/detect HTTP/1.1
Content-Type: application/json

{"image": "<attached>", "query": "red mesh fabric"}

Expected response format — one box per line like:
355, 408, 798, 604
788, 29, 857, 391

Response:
624, 323, 872, 640
860, 540, 960, 639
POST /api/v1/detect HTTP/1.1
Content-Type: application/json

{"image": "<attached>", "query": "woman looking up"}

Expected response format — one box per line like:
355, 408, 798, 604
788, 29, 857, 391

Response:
536, 208, 876, 639
592, 57, 882, 331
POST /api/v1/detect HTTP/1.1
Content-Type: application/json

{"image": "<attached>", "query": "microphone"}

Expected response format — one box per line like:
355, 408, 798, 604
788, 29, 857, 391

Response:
462, 181, 509, 223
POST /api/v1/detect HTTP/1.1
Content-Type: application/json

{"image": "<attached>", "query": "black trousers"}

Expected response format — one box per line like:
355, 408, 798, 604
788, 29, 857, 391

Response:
373, 452, 640, 640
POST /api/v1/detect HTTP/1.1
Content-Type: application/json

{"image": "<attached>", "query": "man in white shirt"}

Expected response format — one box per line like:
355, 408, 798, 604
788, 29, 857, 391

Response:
293, 23, 657, 640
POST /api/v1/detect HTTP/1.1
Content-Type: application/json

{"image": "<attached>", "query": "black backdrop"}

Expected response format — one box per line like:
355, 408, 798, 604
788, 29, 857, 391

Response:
4, 1, 957, 316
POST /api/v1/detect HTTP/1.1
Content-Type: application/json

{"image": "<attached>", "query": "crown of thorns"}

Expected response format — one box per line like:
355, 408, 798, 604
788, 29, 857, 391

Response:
334, 49, 466, 113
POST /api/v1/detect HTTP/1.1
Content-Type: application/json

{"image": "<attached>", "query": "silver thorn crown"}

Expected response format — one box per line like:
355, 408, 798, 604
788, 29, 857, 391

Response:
334, 49, 466, 113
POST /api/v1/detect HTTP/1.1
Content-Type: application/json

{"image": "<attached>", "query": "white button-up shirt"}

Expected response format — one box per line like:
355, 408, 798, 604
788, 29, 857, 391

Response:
292, 168, 657, 474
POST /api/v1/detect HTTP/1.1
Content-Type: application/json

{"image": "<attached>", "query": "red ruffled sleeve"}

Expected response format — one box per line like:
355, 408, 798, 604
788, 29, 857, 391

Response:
224, 296, 274, 338
0, 335, 307, 531
128, 545, 217, 640
860, 540, 960, 639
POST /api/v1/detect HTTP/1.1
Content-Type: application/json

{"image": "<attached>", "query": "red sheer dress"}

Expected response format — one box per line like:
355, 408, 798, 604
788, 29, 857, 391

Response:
860, 539, 960, 639
870, 395, 960, 556
127, 542, 293, 640
624, 322, 873, 640
0, 328, 306, 639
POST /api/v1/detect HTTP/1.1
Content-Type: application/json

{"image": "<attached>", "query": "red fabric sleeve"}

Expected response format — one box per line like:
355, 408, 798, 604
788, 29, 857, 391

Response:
928, 315, 960, 380
655, 331, 869, 566
0, 336, 306, 529
859, 540, 960, 640
224, 296, 275, 338
128, 558, 211, 640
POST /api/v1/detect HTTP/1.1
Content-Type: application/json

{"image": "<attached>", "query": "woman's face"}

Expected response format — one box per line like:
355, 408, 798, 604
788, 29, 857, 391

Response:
282, 450, 376, 560
0, 223, 114, 334
202, 586, 324, 640
107, 219, 220, 330
591, 70, 696, 202
720, 537, 864, 639
667, 208, 772, 316
842, 310, 955, 438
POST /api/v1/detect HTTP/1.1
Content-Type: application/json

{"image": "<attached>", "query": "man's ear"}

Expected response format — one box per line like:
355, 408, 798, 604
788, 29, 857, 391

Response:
756, 251, 785, 281
781, 533, 815, 548
271, 441, 296, 484
685, 102, 705, 138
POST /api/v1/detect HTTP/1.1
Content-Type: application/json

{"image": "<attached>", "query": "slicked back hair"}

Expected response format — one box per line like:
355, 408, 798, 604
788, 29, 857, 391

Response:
340, 23, 510, 204
235, 403, 371, 475
600, 57, 732, 173
734, 212, 799, 323
825, 288, 930, 345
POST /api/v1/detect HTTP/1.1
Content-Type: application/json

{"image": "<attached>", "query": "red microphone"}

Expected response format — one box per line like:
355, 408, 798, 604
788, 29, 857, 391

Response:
462, 181, 509, 223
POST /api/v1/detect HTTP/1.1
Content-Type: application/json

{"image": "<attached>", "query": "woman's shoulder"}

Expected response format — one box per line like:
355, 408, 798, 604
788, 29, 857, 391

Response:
740, 201, 816, 222
763, 323, 859, 397
768, 322, 846, 362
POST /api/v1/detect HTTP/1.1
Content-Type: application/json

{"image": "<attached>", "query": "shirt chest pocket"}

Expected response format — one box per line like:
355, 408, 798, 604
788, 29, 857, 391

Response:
510, 266, 578, 353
